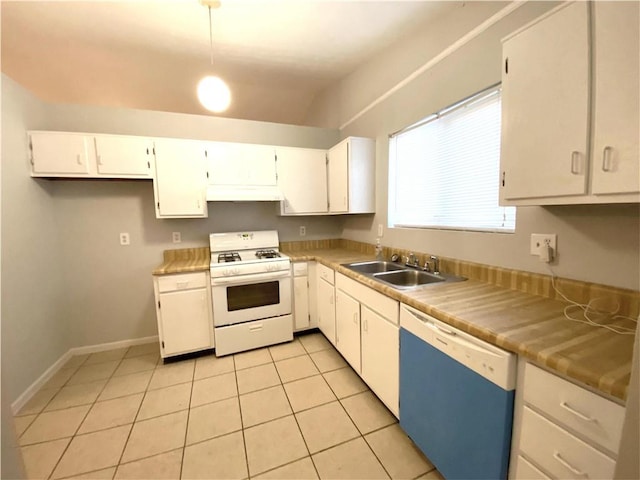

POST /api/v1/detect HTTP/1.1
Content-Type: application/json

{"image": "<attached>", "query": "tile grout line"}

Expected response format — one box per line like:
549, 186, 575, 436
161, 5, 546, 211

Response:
43, 349, 132, 479
178, 356, 197, 480
231, 354, 253, 480
267, 349, 321, 480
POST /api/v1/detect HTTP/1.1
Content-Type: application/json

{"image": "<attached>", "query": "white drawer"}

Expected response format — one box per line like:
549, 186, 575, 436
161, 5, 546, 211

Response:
513, 455, 551, 480
318, 263, 334, 285
523, 363, 624, 454
292, 262, 308, 276
157, 272, 208, 293
214, 314, 293, 356
336, 273, 399, 324
520, 406, 616, 480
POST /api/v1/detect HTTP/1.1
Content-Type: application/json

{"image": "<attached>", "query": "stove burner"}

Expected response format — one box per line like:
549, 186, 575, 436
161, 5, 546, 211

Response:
218, 252, 242, 263
255, 249, 280, 259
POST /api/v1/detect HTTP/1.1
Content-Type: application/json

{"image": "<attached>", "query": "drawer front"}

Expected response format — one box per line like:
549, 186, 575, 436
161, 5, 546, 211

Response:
523, 363, 624, 454
513, 455, 551, 480
318, 263, 335, 285
336, 273, 399, 324
292, 262, 308, 276
520, 406, 616, 480
157, 272, 209, 293
214, 314, 293, 356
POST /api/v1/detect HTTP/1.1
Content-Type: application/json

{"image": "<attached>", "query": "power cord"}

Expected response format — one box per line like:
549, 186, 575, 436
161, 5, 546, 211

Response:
547, 265, 638, 336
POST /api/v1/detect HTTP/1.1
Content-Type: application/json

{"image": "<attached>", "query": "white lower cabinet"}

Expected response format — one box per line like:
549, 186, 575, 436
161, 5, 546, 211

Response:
335, 272, 399, 416
335, 290, 361, 372
317, 273, 336, 345
361, 305, 399, 416
153, 272, 214, 358
293, 262, 311, 331
511, 362, 624, 479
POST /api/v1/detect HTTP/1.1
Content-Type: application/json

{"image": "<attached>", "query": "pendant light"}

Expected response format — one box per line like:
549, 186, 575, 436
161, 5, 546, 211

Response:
197, 0, 231, 113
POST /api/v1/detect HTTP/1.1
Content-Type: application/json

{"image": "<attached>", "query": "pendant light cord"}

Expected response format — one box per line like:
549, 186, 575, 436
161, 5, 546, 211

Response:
208, 6, 214, 66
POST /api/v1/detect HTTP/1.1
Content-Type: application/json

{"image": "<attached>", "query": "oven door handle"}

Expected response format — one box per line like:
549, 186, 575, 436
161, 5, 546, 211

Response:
211, 270, 291, 286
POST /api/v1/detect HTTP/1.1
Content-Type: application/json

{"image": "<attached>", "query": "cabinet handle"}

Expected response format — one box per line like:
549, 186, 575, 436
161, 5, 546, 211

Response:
76, 154, 83, 165
570, 151, 581, 174
601, 146, 613, 172
176, 281, 189, 289
363, 318, 368, 333
329, 294, 334, 305
353, 312, 358, 324
553, 451, 586, 477
197, 199, 201, 209
560, 401, 597, 423
97, 155, 102, 166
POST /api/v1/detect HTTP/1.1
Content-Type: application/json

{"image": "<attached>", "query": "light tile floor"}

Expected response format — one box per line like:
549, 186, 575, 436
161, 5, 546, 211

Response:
14, 332, 444, 480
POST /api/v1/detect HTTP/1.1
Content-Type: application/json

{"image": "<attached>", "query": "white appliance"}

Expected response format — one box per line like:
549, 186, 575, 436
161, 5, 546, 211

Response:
209, 230, 293, 356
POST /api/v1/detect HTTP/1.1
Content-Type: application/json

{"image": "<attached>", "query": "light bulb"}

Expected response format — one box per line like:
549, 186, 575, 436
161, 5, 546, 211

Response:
197, 76, 231, 113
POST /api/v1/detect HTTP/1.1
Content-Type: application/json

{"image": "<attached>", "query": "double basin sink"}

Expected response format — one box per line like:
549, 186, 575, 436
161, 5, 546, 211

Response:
342, 260, 466, 290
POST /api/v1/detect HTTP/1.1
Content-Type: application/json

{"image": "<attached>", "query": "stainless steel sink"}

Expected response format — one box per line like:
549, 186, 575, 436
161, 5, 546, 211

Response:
341, 260, 466, 290
373, 269, 445, 288
343, 261, 405, 274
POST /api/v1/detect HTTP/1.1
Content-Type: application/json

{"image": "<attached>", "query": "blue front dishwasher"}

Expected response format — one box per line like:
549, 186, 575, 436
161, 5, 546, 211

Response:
399, 304, 517, 480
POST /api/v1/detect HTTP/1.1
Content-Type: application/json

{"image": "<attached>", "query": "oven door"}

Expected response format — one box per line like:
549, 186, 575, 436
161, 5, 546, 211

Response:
211, 270, 292, 326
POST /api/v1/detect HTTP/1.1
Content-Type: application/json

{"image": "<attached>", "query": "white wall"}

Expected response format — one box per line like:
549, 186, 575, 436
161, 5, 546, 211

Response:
306, 2, 640, 291
38, 99, 342, 349
1, 76, 71, 402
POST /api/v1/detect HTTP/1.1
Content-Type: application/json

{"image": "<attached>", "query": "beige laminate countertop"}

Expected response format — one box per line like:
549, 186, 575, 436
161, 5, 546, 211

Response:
152, 247, 210, 275
285, 247, 636, 402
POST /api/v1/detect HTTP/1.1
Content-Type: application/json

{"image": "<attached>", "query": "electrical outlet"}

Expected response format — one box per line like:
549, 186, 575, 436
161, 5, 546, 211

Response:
530, 234, 557, 256
119, 233, 130, 246
299, 226, 306, 237
172, 232, 182, 243
377, 224, 384, 237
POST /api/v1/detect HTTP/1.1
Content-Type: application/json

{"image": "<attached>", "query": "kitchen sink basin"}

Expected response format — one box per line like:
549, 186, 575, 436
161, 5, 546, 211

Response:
373, 269, 446, 288
342, 261, 406, 274
342, 260, 466, 290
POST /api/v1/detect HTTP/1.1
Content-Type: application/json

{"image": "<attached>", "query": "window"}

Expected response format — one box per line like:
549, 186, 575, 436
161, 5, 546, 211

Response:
388, 85, 516, 232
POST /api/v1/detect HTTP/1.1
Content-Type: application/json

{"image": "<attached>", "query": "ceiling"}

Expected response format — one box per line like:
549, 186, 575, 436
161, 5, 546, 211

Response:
1, 1, 460, 126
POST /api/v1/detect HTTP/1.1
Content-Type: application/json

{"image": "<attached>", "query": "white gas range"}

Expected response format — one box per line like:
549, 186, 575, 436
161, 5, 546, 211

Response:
209, 230, 293, 356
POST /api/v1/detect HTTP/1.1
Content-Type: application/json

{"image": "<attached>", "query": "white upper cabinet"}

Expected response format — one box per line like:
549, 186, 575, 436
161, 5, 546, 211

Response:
153, 138, 208, 218
327, 137, 375, 214
29, 131, 154, 178
500, 2, 639, 205
501, 2, 590, 201
276, 147, 328, 215
93, 134, 154, 178
591, 1, 639, 196
30, 131, 93, 176
206, 141, 277, 186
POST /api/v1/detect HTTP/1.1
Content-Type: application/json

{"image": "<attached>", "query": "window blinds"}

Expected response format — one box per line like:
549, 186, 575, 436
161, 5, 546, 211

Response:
388, 86, 516, 232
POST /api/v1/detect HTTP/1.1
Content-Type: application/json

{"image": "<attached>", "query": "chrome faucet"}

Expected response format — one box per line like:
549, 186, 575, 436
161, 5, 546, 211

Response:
430, 255, 440, 275
405, 252, 420, 268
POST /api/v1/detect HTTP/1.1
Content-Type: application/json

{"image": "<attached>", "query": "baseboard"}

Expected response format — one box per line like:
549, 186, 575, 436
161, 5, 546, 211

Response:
11, 335, 158, 415
69, 335, 158, 356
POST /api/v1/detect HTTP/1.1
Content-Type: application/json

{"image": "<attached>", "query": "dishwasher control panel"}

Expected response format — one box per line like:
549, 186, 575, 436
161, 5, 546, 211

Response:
400, 304, 516, 390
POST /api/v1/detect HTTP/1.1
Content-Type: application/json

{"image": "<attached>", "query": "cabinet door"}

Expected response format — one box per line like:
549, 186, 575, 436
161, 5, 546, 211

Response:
317, 277, 336, 345
591, 2, 640, 195
501, 2, 590, 200
30, 132, 93, 175
327, 139, 349, 213
153, 139, 208, 218
94, 135, 154, 177
335, 290, 361, 372
361, 306, 399, 416
207, 142, 276, 186
159, 288, 213, 356
276, 147, 328, 214
293, 275, 310, 331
